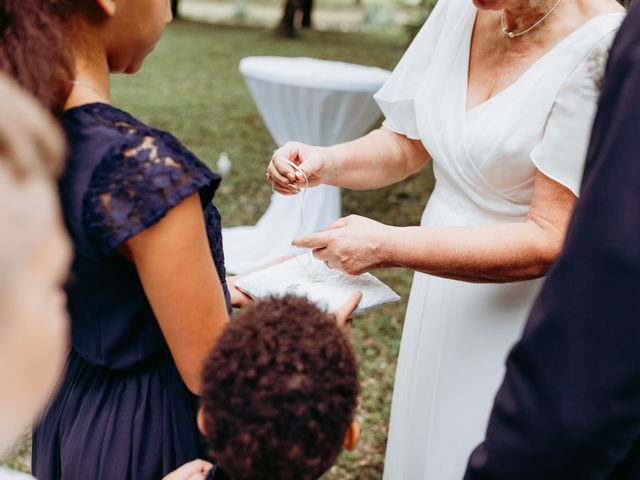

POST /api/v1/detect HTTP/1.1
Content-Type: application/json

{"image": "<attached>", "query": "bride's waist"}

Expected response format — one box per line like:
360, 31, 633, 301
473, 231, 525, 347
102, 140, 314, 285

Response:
423, 186, 526, 226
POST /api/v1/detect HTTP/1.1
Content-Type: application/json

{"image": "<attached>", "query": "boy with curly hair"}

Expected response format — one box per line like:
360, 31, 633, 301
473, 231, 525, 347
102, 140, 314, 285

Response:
199, 293, 362, 480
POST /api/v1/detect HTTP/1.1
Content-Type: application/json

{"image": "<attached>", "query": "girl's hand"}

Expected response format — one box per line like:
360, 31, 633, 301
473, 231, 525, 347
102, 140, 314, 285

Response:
266, 142, 338, 195
162, 459, 213, 480
292, 215, 396, 276
227, 275, 253, 309
333, 292, 363, 329
226, 254, 295, 309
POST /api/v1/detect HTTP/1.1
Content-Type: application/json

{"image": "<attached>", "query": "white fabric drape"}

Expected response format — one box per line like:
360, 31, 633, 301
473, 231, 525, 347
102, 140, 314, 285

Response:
222, 57, 390, 274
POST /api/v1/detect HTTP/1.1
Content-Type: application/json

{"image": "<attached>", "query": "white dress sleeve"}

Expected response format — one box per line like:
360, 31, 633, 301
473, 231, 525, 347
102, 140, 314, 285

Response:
373, 0, 451, 140
0, 468, 36, 480
530, 30, 617, 197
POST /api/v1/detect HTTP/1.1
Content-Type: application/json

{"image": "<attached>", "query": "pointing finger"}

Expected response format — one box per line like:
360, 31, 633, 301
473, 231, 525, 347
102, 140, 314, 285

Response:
292, 231, 332, 249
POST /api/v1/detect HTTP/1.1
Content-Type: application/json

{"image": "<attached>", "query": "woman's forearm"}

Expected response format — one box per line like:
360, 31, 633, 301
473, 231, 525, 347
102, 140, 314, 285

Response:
325, 128, 430, 190
294, 157, 575, 282
383, 222, 562, 283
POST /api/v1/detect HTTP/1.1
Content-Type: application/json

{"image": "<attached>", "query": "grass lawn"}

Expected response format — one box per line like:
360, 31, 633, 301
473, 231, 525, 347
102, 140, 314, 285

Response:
1, 21, 435, 479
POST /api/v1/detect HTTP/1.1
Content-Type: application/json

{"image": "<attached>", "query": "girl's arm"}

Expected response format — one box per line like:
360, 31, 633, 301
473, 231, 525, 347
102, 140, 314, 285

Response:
125, 193, 228, 395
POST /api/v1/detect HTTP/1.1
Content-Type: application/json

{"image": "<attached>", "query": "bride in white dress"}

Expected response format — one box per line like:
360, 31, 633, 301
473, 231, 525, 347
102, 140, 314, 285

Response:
266, 0, 625, 476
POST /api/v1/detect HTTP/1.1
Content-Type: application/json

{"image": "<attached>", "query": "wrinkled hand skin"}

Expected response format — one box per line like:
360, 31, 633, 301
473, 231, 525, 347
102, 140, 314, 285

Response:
293, 215, 396, 276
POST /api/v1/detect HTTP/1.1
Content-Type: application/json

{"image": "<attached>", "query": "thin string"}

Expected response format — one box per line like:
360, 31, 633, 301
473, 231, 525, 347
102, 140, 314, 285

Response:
281, 156, 308, 238
278, 155, 329, 281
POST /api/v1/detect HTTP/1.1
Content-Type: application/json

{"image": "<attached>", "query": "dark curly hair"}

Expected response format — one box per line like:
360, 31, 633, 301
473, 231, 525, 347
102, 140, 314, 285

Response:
201, 295, 359, 480
0, 0, 76, 116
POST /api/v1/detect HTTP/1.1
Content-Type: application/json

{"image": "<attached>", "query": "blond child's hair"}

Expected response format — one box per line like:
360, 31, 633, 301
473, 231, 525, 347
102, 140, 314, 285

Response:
0, 73, 66, 293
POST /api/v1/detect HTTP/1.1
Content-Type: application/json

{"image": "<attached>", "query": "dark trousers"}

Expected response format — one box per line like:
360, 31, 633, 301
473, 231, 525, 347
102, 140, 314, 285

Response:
280, 0, 313, 32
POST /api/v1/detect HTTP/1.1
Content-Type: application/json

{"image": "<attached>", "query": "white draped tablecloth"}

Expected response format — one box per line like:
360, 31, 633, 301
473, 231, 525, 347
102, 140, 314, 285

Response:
222, 56, 390, 274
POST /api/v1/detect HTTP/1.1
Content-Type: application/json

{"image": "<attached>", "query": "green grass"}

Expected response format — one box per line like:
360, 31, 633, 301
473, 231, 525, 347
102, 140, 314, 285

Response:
2, 21, 435, 479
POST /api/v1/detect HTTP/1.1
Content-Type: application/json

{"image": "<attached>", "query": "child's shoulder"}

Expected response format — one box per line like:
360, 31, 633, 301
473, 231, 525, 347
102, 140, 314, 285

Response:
63, 104, 221, 258
63, 102, 217, 191
64, 102, 186, 156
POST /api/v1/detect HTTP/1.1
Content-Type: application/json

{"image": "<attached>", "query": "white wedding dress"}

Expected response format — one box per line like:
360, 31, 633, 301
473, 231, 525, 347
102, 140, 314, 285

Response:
374, 0, 625, 477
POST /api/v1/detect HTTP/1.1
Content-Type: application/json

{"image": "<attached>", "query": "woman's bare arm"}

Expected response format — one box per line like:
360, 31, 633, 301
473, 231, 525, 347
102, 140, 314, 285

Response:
125, 193, 229, 395
295, 170, 576, 282
267, 128, 430, 194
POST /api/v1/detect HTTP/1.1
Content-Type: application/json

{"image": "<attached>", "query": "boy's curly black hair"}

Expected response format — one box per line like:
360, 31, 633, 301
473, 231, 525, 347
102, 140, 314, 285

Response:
201, 295, 359, 480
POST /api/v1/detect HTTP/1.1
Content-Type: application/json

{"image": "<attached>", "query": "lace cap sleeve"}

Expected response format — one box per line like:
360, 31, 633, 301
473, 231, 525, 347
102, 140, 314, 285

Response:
530, 28, 619, 197
82, 129, 220, 257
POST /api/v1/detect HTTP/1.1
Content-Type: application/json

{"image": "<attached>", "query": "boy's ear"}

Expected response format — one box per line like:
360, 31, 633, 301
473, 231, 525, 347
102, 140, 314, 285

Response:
94, 0, 118, 16
343, 419, 360, 451
197, 407, 207, 435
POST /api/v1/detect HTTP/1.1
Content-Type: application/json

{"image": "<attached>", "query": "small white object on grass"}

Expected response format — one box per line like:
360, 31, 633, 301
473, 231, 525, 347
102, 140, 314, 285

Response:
217, 152, 232, 176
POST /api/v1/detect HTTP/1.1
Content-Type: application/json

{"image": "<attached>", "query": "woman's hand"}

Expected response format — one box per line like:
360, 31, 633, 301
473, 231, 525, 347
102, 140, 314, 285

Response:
292, 215, 396, 275
266, 142, 339, 195
266, 130, 429, 193
162, 459, 213, 480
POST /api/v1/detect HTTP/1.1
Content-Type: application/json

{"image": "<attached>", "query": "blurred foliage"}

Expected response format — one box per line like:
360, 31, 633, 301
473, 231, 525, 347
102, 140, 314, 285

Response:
362, 2, 397, 30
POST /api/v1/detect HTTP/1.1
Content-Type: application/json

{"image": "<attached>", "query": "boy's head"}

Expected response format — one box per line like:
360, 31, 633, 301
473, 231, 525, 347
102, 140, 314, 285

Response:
200, 294, 360, 480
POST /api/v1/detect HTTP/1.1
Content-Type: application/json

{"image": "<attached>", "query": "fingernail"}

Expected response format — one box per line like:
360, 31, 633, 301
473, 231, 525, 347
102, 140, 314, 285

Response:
287, 173, 295, 182
288, 184, 299, 192
295, 171, 304, 179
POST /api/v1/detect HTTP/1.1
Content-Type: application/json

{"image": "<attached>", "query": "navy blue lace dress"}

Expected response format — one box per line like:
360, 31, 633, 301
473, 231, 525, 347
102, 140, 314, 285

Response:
32, 103, 231, 480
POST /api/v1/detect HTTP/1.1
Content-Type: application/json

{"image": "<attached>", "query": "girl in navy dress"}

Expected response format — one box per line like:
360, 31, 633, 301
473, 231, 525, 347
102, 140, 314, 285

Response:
0, 0, 247, 478
0, 73, 215, 480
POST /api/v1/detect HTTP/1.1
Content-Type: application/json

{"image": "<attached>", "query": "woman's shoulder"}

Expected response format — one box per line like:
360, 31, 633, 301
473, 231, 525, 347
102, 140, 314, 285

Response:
560, 10, 625, 82
545, 10, 625, 92
587, 10, 625, 34
568, 9, 625, 50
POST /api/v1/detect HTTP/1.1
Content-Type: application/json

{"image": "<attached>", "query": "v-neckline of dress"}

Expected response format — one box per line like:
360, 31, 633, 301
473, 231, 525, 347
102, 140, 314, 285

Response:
463, 9, 623, 117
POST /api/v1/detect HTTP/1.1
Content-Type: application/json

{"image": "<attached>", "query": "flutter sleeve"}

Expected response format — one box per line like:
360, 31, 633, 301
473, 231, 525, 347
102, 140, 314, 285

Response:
530, 30, 617, 197
373, 0, 451, 139
82, 130, 221, 257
